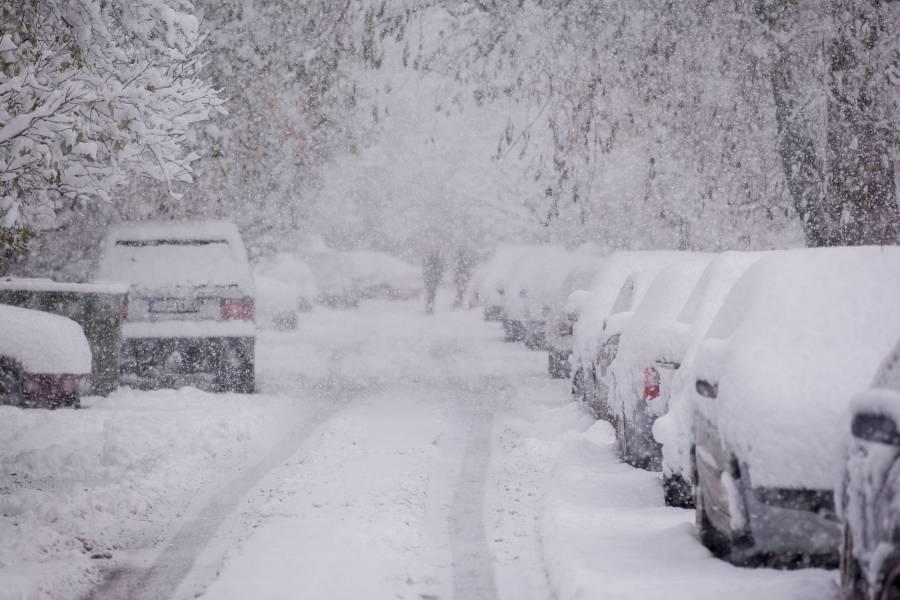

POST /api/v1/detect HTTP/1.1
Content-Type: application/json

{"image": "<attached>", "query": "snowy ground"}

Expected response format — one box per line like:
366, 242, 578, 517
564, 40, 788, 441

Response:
1, 298, 837, 600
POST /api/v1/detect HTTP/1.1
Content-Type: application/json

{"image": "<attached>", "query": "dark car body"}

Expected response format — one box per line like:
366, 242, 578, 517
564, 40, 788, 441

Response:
96, 221, 256, 393
841, 341, 900, 600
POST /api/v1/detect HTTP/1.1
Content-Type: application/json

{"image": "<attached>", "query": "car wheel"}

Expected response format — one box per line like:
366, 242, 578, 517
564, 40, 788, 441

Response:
218, 340, 255, 393
617, 416, 630, 463
0, 360, 24, 407
663, 473, 695, 509
693, 452, 732, 559
842, 523, 868, 600
548, 350, 569, 379
878, 554, 900, 600
572, 367, 586, 402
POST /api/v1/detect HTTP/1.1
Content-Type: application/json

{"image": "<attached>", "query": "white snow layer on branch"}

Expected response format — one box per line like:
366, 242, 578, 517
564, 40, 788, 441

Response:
0, 0, 223, 225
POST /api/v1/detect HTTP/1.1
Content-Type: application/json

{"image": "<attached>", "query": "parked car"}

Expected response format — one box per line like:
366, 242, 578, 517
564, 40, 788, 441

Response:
472, 245, 535, 321
570, 251, 688, 413
343, 251, 423, 301
0, 277, 128, 395
690, 246, 900, 567
609, 257, 711, 470
95, 220, 256, 393
0, 304, 91, 408
590, 267, 666, 421
500, 245, 567, 346
650, 252, 765, 507
544, 256, 606, 379
254, 252, 319, 330
840, 338, 900, 600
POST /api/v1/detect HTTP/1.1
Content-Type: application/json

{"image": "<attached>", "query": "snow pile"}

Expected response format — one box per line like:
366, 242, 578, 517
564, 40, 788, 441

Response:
0, 304, 91, 374
652, 252, 767, 482
539, 420, 836, 600
96, 221, 254, 292
571, 251, 691, 371
0, 388, 295, 600
693, 246, 900, 490
610, 256, 712, 421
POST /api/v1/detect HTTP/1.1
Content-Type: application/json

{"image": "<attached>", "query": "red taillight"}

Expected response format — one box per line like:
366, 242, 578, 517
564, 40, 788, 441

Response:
221, 298, 255, 321
120, 297, 129, 321
642, 366, 660, 400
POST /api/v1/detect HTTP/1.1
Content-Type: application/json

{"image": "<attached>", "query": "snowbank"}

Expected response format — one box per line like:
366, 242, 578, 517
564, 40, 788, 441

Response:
0, 387, 296, 600
693, 246, 900, 490
0, 304, 91, 374
540, 420, 837, 600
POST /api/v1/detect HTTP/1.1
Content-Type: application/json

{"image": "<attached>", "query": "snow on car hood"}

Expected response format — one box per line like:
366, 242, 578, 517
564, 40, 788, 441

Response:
0, 304, 91, 374
693, 246, 900, 490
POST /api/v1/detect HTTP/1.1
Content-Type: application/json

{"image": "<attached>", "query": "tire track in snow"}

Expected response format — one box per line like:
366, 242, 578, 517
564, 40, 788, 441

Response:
449, 409, 500, 600
88, 379, 367, 600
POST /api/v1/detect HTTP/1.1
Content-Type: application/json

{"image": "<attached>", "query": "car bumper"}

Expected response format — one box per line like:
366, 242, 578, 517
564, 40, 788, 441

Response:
123, 320, 255, 339
121, 336, 254, 390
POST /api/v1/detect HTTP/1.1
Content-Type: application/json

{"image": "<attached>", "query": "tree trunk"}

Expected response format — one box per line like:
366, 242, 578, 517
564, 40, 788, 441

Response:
827, 0, 899, 245
769, 57, 833, 246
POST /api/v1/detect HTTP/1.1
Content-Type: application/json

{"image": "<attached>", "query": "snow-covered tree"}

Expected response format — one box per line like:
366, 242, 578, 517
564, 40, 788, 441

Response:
0, 0, 222, 271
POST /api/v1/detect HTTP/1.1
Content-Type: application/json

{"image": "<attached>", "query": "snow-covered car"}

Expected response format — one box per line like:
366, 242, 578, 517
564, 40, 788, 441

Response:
500, 245, 568, 347
0, 304, 92, 408
472, 244, 535, 321
570, 251, 689, 413
691, 246, 900, 567
96, 221, 256, 393
343, 251, 423, 301
651, 252, 765, 507
609, 256, 711, 470
254, 253, 319, 330
544, 256, 606, 379
304, 251, 361, 309
590, 267, 666, 421
840, 338, 900, 600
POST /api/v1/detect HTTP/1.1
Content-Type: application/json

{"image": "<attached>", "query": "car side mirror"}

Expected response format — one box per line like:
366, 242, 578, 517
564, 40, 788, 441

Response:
851, 412, 900, 446
695, 379, 718, 399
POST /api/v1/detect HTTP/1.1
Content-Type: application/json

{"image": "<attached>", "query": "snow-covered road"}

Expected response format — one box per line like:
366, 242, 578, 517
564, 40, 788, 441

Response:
2, 300, 838, 600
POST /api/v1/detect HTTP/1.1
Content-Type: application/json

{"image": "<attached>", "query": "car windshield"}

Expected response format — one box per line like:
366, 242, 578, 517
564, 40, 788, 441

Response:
99, 239, 239, 289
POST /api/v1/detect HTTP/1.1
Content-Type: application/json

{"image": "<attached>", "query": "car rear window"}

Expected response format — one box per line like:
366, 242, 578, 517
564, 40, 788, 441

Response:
99, 239, 243, 289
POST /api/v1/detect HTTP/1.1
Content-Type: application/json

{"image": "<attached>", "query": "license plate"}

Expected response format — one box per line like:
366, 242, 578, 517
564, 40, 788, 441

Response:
149, 298, 199, 313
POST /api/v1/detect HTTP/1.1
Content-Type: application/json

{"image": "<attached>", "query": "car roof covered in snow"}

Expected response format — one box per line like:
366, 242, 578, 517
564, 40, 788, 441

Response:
0, 304, 91, 375
693, 246, 900, 490
572, 251, 694, 366
96, 220, 253, 292
501, 245, 570, 319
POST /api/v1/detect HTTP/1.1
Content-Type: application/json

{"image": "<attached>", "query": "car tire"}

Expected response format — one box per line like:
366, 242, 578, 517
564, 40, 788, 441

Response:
572, 367, 586, 402
841, 523, 868, 600
548, 350, 570, 379
0, 360, 24, 407
218, 339, 255, 394
663, 473, 695, 509
693, 452, 732, 559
